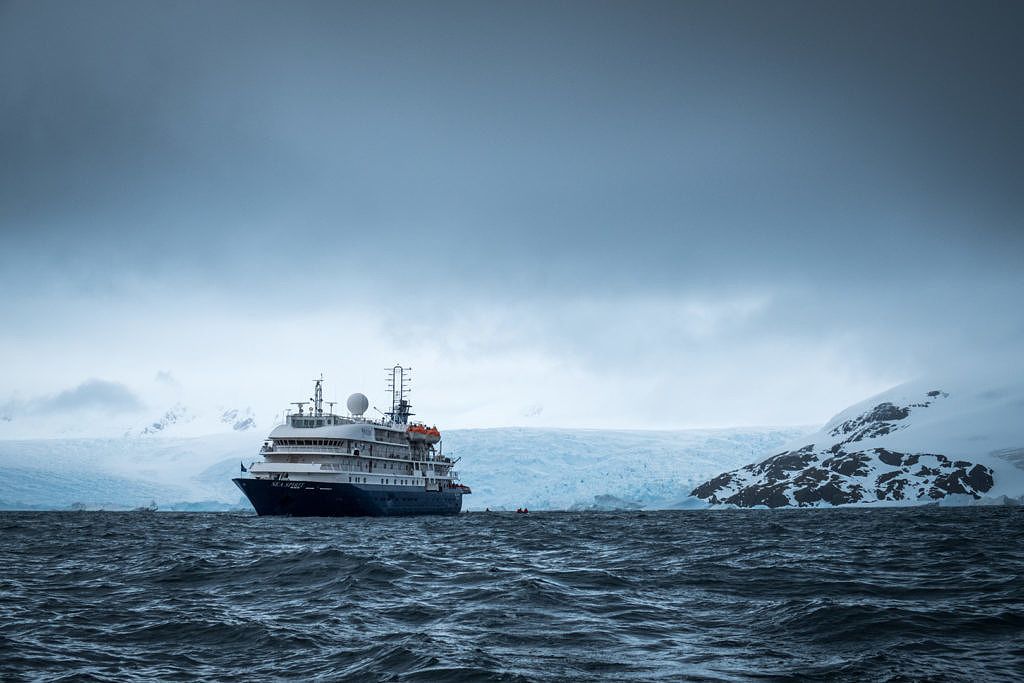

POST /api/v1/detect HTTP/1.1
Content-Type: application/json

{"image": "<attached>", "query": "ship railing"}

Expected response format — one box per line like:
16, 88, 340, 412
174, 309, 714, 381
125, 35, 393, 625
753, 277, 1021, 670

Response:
264, 445, 420, 457
263, 444, 445, 464
263, 445, 354, 456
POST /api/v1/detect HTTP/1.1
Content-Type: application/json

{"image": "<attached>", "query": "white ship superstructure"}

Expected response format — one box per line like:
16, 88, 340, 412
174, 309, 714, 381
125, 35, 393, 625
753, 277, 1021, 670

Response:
234, 366, 469, 516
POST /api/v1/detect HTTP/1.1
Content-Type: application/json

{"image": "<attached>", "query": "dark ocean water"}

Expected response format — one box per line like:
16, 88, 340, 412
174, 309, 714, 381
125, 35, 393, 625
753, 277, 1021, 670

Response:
1, 508, 1022, 682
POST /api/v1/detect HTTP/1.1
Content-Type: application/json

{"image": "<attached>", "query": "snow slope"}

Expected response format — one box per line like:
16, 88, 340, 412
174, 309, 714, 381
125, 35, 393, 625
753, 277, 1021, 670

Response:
691, 376, 1024, 508
0, 427, 805, 511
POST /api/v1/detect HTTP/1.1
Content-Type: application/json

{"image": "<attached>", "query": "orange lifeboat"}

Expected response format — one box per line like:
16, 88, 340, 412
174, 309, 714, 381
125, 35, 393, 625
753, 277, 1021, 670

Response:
424, 426, 441, 444
406, 424, 429, 442
407, 424, 441, 444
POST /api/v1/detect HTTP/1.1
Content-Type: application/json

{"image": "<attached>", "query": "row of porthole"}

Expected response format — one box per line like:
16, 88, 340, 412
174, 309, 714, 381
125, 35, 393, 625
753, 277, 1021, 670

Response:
347, 477, 424, 486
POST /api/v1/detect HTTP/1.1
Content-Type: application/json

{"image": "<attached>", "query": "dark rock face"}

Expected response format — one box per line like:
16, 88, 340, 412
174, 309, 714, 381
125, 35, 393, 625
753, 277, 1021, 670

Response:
966, 464, 994, 490
821, 452, 871, 477
690, 471, 733, 500
691, 446, 994, 508
877, 449, 904, 466
728, 483, 792, 508
933, 464, 994, 496
875, 471, 908, 500
749, 449, 817, 481
792, 477, 864, 506
830, 402, 910, 439
825, 392, 949, 447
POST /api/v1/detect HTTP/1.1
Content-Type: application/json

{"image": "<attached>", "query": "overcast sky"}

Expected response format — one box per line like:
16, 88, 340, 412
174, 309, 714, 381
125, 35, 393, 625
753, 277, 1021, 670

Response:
1, 0, 1022, 433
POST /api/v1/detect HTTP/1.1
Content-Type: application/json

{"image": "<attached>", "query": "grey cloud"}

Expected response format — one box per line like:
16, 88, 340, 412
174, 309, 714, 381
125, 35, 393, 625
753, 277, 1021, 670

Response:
1, 1, 1021, 298
3, 380, 145, 418
49, 380, 144, 413
0, 1, 1021, 427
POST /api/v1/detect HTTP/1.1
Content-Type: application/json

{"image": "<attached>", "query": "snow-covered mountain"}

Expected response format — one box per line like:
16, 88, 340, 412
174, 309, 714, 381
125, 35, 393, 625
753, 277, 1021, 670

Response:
132, 405, 257, 437
691, 377, 1024, 507
0, 426, 805, 511
0, 398, 259, 441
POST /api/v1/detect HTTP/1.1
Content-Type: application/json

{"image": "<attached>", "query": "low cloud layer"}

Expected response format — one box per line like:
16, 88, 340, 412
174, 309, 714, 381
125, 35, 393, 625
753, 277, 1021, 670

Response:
2, 380, 144, 420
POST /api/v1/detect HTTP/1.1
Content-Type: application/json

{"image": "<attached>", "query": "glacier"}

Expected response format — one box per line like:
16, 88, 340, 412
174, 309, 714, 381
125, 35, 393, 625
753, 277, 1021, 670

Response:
0, 427, 805, 511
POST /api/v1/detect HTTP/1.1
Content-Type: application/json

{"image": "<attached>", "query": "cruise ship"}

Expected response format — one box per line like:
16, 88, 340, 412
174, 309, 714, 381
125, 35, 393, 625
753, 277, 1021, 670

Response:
234, 366, 469, 516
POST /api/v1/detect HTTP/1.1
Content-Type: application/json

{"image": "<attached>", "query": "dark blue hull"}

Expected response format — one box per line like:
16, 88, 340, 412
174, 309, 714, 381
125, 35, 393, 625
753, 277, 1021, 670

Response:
233, 478, 463, 517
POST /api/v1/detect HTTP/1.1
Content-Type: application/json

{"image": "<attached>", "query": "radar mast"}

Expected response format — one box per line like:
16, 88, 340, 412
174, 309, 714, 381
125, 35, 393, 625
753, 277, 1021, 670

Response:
311, 374, 324, 416
385, 364, 413, 425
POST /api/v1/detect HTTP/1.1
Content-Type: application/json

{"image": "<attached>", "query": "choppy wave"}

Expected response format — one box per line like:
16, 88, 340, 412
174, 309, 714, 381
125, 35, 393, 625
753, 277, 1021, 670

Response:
1, 508, 1022, 681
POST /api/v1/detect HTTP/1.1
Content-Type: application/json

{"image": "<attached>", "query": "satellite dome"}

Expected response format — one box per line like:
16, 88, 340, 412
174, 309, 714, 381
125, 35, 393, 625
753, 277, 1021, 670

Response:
346, 392, 369, 416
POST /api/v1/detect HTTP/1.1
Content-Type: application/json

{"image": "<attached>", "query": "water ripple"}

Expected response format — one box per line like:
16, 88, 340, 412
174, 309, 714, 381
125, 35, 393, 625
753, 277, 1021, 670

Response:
1, 508, 1022, 681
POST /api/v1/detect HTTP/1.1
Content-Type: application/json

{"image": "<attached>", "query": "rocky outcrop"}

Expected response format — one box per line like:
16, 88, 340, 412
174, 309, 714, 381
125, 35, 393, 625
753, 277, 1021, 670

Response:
220, 408, 256, 432
690, 388, 997, 507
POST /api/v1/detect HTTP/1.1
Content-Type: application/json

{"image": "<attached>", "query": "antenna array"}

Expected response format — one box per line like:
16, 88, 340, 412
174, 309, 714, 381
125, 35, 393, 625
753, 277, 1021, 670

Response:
384, 364, 413, 424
